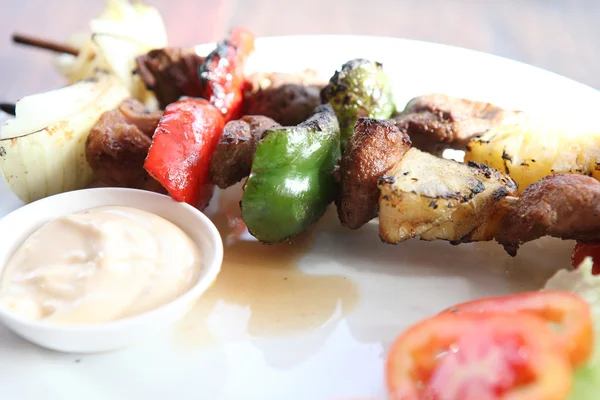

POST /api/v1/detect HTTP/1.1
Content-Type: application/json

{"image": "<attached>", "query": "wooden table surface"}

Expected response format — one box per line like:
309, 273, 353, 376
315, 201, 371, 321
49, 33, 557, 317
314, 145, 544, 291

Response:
1, 0, 599, 102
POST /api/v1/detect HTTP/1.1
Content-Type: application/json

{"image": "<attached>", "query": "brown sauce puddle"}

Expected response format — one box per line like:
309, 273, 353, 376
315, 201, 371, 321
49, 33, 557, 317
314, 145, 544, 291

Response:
174, 187, 359, 349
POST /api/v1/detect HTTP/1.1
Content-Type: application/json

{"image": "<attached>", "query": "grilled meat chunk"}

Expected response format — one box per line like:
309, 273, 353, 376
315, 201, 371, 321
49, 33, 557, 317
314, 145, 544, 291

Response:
85, 98, 165, 192
118, 96, 163, 135
244, 70, 325, 126
338, 118, 411, 229
136, 48, 205, 109
394, 94, 522, 155
209, 115, 280, 189
496, 174, 600, 255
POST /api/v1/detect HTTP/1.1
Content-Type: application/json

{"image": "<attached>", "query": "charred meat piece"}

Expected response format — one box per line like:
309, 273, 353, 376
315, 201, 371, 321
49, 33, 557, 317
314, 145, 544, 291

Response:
135, 48, 205, 109
394, 94, 522, 155
244, 70, 325, 126
86, 98, 165, 193
118, 96, 163, 135
496, 174, 600, 255
338, 118, 411, 229
209, 115, 280, 189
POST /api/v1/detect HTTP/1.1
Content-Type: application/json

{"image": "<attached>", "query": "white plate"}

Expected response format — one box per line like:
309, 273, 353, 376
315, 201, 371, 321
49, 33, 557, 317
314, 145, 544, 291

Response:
1, 35, 600, 400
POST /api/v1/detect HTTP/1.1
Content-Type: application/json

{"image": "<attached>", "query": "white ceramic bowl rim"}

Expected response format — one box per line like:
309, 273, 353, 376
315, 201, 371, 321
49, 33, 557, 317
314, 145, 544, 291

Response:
0, 187, 224, 333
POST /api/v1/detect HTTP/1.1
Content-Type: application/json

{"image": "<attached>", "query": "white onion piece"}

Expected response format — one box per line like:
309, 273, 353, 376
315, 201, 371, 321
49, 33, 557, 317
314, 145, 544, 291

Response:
0, 72, 129, 203
54, 0, 167, 107
0, 76, 111, 140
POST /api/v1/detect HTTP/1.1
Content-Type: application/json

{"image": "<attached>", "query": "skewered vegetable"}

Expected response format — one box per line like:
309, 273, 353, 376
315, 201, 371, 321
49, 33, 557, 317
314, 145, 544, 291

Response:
378, 148, 517, 244
144, 97, 225, 209
198, 27, 255, 121
241, 104, 340, 243
572, 242, 600, 275
321, 58, 395, 151
465, 117, 600, 193
54, 0, 167, 108
0, 71, 129, 203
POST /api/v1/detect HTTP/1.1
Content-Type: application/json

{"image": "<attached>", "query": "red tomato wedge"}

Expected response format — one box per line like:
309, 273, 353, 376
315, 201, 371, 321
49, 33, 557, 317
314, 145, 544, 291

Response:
386, 313, 572, 400
144, 97, 225, 209
572, 241, 600, 274
440, 290, 593, 367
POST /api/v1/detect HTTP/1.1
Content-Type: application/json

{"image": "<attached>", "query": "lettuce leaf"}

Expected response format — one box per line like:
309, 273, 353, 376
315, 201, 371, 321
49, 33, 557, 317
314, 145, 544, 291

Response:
544, 258, 600, 399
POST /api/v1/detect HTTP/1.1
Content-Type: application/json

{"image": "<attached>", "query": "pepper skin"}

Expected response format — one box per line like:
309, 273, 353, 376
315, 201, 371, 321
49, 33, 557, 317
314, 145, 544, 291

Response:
198, 27, 255, 121
241, 104, 341, 243
144, 97, 225, 209
320, 58, 396, 151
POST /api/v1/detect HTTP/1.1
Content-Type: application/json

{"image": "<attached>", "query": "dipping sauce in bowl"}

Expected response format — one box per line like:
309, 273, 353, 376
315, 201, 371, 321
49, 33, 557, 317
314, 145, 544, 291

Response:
0, 206, 203, 324
0, 188, 222, 353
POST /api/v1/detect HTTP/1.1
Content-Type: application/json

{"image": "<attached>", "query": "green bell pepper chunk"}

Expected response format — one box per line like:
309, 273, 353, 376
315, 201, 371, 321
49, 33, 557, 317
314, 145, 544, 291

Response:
321, 58, 396, 151
241, 104, 340, 243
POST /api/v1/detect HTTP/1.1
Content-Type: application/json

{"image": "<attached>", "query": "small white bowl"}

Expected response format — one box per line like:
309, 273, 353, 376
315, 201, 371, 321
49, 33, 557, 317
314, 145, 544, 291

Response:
0, 188, 223, 353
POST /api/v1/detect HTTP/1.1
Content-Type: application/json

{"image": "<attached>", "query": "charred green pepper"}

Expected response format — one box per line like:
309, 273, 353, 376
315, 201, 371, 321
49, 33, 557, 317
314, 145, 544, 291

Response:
241, 104, 340, 243
321, 58, 395, 151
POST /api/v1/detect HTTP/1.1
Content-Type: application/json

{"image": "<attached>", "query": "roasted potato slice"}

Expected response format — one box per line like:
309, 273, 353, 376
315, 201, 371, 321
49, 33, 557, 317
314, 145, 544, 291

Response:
465, 117, 600, 193
378, 148, 517, 244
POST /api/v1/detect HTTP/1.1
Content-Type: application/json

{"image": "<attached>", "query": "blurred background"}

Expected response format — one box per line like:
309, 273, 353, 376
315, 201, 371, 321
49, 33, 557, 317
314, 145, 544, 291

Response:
1, 0, 599, 101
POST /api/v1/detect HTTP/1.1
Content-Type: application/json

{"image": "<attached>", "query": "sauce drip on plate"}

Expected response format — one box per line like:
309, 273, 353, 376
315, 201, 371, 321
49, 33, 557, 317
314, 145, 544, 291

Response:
174, 186, 358, 349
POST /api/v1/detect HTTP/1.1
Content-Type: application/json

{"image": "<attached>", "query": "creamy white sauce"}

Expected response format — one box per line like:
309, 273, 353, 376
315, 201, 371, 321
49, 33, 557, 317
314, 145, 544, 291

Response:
0, 206, 202, 324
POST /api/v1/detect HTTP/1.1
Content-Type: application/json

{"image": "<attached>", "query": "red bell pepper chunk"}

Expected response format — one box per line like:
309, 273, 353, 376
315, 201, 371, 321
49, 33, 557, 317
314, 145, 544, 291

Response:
229, 27, 255, 60
572, 241, 600, 274
198, 27, 256, 121
144, 97, 225, 209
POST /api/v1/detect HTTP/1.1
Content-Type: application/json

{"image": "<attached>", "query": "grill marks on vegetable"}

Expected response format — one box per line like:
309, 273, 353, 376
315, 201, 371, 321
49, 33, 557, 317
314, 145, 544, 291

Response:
83, 43, 600, 255
241, 104, 341, 243
321, 58, 396, 151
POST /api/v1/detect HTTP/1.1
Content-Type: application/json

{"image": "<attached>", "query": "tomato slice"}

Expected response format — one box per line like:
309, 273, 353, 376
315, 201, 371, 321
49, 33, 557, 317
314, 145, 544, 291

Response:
386, 313, 572, 400
572, 241, 600, 274
440, 290, 593, 367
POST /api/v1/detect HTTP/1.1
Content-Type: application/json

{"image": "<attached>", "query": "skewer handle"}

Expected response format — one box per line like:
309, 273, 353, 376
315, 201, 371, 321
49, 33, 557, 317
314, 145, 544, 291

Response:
0, 103, 16, 116
12, 33, 79, 56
